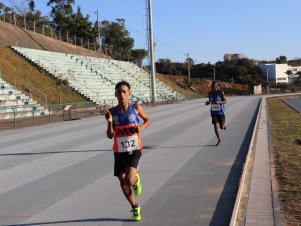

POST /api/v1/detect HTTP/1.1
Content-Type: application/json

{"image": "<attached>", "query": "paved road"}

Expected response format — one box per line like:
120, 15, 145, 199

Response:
0, 96, 261, 226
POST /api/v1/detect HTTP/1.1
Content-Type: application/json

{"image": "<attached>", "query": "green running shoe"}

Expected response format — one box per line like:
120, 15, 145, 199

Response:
133, 172, 142, 196
131, 206, 141, 221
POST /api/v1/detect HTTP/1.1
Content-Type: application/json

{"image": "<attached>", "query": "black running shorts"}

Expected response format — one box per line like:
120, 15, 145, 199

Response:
211, 115, 225, 127
114, 150, 142, 176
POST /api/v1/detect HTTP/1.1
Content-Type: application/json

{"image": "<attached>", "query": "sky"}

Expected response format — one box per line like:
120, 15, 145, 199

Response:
2, 0, 301, 64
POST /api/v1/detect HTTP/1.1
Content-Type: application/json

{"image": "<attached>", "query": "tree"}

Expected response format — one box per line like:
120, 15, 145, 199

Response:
47, 0, 75, 32
27, 0, 35, 11
156, 58, 174, 74
286, 70, 293, 75
185, 57, 194, 66
69, 6, 93, 45
158, 58, 171, 64
276, 55, 287, 64
100, 19, 134, 60
130, 49, 147, 67
9, 0, 29, 16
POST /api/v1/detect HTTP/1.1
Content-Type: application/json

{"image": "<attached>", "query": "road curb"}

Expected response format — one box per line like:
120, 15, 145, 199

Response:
229, 97, 263, 226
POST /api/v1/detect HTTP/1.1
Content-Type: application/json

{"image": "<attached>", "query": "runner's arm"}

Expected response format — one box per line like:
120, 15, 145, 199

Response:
206, 92, 211, 105
135, 103, 151, 131
220, 91, 227, 104
105, 109, 114, 139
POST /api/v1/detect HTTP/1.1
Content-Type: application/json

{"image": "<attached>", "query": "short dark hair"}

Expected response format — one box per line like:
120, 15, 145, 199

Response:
211, 80, 218, 87
115, 80, 131, 91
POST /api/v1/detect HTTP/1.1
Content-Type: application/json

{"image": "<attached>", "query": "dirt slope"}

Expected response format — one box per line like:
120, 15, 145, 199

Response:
157, 74, 249, 96
0, 20, 108, 58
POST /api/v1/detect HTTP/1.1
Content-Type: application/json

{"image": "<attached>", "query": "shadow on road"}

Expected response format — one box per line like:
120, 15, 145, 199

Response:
0, 149, 111, 157
209, 100, 260, 226
143, 144, 217, 150
3, 217, 134, 226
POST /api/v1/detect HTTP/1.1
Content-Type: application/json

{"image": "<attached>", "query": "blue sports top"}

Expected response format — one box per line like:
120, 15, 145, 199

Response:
208, 90, 225, 116
111, 103, 142, 153
112, 103, 140, 126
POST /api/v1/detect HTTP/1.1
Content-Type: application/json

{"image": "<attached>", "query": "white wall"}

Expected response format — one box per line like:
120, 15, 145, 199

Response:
258, 63, 289, 84
253, 84, 262, 95
275, 64, 289, 83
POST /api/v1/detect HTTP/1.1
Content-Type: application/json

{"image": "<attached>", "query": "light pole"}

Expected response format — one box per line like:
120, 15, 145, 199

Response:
147, 0, 156, 103
213, 65, 216, 81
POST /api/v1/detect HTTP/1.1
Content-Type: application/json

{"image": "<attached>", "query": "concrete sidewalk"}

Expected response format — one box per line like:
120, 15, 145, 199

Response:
231, 97, 284, 226
244, 98, 279, 225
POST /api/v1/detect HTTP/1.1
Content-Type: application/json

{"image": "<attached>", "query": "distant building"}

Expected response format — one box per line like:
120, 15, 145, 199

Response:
288, 74, 301, 84
224, 53, 244, 61
258, 63, 301, 84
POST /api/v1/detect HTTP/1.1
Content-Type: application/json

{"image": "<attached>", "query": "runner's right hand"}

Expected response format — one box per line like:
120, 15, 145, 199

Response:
105, 109, 112, 123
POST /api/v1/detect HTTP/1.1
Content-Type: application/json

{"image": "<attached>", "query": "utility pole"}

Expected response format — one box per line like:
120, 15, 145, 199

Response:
187, 53, 191, 81
147, 0, 156, 103
266, 68, 269, 95
213, 65, 216, 81
23, 17, 26, 29
96, 10, 101, 52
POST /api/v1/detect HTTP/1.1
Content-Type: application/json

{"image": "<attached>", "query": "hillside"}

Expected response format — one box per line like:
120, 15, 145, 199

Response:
0, 20, 109, 58
157, 74, 249, 96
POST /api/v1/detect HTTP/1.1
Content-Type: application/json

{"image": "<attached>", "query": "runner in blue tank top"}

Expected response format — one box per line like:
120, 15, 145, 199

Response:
105, 81, 151, 221
205, 80, 227, 146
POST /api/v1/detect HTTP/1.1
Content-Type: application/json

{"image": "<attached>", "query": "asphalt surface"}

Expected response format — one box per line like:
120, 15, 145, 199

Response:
282, 97, 301, 113
0, 96, 261, 226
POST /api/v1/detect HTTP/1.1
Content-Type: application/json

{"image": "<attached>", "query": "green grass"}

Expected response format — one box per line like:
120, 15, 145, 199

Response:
267, 95, 301, 224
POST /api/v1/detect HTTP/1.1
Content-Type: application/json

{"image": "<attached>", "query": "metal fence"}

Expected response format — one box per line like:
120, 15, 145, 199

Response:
0, 102, 104, 130
1, 93, 204, 130
0, 93, 213, 130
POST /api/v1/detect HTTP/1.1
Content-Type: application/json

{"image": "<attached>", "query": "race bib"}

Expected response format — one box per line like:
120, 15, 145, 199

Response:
117, 135, 139, 152
211, 104, 221, 111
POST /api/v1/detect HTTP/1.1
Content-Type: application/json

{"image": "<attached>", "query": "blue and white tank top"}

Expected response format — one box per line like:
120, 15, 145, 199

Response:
209, 91, 225, 116
112, 103, 142, 153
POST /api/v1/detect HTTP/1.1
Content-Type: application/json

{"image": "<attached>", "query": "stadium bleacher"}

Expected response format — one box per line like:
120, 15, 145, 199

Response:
0, 77, 49, 120
11, 46, 184, 106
